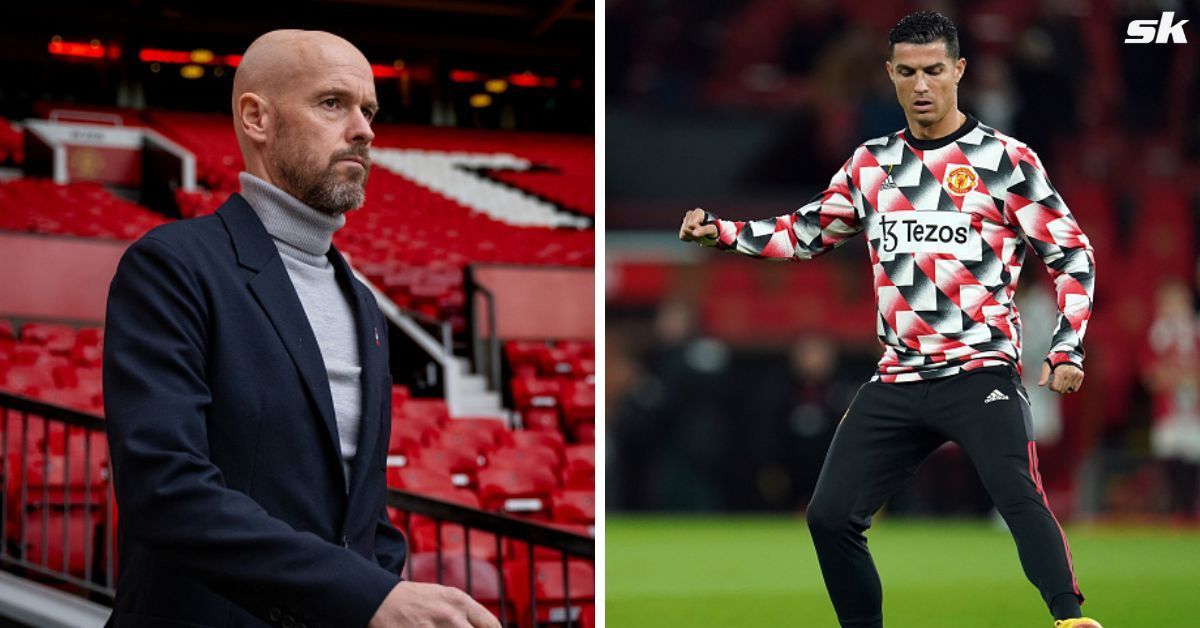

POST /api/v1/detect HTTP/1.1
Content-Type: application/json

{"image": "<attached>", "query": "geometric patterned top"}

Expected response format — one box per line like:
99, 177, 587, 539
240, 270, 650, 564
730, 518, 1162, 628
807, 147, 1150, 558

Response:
703, 115, 1095, 383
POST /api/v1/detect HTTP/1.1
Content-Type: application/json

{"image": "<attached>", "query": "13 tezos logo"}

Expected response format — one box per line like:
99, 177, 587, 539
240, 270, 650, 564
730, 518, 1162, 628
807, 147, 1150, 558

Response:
1125, 12, 1189, 44
943, 165, 978, 196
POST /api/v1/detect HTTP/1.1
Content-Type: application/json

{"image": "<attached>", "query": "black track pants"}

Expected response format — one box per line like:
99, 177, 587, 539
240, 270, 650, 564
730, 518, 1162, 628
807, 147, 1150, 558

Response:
806, 366, 1082, 627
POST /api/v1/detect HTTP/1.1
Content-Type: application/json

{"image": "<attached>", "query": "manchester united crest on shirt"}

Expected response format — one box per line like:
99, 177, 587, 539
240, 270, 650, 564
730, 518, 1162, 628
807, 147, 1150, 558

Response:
943, 165, 978, 196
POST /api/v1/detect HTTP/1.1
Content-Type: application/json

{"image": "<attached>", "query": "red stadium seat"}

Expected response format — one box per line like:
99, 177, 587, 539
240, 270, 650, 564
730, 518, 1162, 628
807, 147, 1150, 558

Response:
512, 375, 561, 410
504, 521, 593, 562
388, 484, 480, 532
559, 381, 594, 427
436, 429, 498, 457
74, 328, 103, 347
386, 467, 457, 493
476, 466, 558, 517
3, 441, 109, 578
440, 417, 508, 450
23, 324, 76, 356
563, 445, 594, 489
408, 445, 483, 488
500, 430, 565, 463
551, 489, 595, 525
388, 419, 438, 457
3, 365, 56, 397
408, 520, 499, 562
400, 398, 450, 427
571, 422, 595, 445
488, 445, 559, 474
503, 558, 595, 628
521, 408, 561, 433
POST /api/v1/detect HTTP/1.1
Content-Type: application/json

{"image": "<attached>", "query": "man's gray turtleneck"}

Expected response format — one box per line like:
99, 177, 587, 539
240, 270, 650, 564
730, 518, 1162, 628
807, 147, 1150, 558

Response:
240, 172, 361, 488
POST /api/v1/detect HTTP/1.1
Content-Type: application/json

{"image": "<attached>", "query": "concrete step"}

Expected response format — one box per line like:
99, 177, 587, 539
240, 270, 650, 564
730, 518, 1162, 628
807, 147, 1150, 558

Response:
458, 374, 488, 395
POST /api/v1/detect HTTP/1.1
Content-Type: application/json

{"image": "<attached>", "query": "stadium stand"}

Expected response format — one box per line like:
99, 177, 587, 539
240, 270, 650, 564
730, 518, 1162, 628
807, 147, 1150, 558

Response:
0, 180, 168, 241
0, 117, 21, 166
150, 112, 594, 328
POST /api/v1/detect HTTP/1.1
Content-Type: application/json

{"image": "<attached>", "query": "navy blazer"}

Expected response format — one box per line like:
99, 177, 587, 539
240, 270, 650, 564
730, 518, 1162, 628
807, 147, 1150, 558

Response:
103, 194, 406, 628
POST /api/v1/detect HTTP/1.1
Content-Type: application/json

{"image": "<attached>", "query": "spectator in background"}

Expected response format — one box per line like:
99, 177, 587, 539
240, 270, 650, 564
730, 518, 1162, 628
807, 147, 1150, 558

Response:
610, 300, 731, 510
1115, 0, 1176, 130
1142, 280, 1200, 522
779, 335, 864, 509
1012, 0, 1086, 160
1019, 275, 1065, 445
968, 55, 1017, 135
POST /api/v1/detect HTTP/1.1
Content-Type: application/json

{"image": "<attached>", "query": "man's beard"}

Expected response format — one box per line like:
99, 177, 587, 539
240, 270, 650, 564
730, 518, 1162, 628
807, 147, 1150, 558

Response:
274, 126, 370, 216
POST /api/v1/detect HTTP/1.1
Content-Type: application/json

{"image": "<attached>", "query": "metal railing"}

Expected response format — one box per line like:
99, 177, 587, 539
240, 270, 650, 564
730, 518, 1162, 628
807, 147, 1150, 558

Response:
0, 393, 595, 626
0, 393, 114, 602
469, 283, 503, 392
390, 489, 595, 628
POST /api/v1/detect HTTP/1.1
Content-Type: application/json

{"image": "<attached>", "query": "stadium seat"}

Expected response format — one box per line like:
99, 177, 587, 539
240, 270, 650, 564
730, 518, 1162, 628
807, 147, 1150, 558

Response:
0, 179, 168, 240
386, 466, 457, 494
388, 484, 480, 532
559, 381, 594, 427
388, 419, 439, 457
3, 365, 56, 397
3, 441, 109, 578
488, 445, 559, 474
408, 519, 499, 562
440, 417, 508, 450
477, 465, 558, 517
20, 323, 75, 355
500, 430, 565, 464
522, 408, 561, 433
570, 423, 595, 445
504, 521, 593, 562
502, 558, 594, 628
512, 376, 561, 410
399, 398, 451, 427
551, 489, 595, 525
562, 446, 594, 489
408, 445, 483, 488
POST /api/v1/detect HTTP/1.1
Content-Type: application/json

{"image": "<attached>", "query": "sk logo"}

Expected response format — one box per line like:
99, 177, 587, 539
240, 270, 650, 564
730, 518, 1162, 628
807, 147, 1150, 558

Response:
1125, 12, 1189, 44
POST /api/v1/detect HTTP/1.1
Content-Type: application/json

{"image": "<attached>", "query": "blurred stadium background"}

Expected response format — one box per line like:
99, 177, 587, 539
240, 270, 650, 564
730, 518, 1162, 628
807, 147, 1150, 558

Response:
606, 0, 1200, 625
0, 2, 594, 626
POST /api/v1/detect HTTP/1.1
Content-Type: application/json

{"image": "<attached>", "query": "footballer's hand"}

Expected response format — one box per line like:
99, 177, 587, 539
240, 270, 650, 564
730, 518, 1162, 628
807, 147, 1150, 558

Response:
679, 208, 718, 242
1038, 362, 1084, 395
368, 581, 500, 628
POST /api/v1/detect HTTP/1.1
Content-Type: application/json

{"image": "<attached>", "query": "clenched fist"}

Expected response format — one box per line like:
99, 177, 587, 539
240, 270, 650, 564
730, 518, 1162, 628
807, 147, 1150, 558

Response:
1038, 362, 1084, 395
679, 208, 719, 243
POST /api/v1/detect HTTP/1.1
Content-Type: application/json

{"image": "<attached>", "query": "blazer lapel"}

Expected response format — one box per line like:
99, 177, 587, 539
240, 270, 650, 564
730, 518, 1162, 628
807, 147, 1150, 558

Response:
217, 196, 344, 471
328, 247, 384, 503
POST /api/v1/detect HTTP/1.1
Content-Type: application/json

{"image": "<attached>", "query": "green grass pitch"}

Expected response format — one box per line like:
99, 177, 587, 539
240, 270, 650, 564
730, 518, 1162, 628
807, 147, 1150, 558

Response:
606, 516, 1200, 627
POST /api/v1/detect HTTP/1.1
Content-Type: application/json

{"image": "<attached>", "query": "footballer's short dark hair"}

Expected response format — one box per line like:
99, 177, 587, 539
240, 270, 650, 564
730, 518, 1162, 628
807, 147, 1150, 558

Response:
888, 11, 960, 59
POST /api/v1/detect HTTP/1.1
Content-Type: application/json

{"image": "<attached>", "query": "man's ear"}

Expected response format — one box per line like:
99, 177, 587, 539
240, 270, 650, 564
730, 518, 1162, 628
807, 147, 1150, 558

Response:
236, 93, 270, 144
885, 60, 895, 84
955, 57, 967, 84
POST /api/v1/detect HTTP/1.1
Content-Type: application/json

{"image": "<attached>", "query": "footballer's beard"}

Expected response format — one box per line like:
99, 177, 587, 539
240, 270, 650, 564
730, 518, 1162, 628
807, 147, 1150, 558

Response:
274, 135, 371, 217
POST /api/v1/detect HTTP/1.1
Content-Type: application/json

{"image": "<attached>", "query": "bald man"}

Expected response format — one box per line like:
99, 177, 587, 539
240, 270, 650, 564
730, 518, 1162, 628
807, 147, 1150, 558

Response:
103, 31, 499, 628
